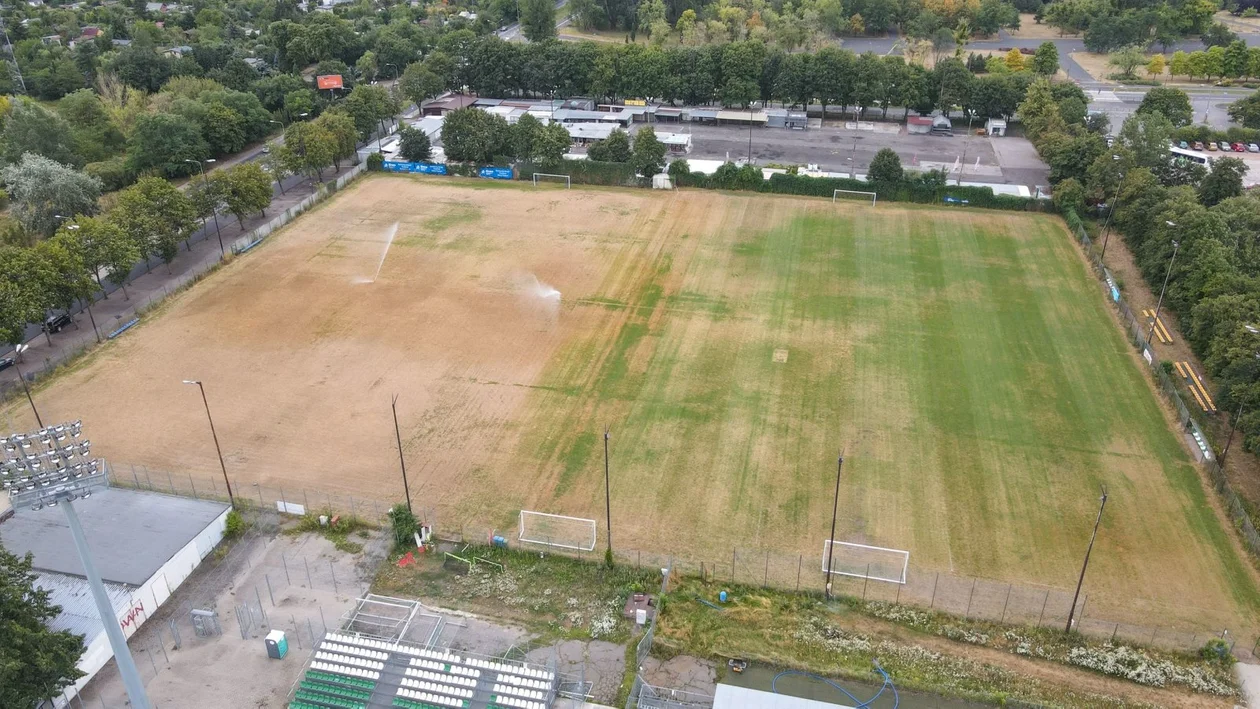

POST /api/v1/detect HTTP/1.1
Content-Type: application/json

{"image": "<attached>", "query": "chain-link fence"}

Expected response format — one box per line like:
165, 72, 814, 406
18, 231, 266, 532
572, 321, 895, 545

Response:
110, 464, 1259, 668
1068, 222, 1260, 561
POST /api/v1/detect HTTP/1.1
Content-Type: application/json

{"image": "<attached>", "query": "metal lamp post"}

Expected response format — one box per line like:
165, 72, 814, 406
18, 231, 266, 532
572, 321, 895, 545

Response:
184, 158, 223, 255
11, 344, 42, 427
5, 422, 152, 709
182, 380, 235, 507
1146, 225, 1179, 347
824, 451, 844, 600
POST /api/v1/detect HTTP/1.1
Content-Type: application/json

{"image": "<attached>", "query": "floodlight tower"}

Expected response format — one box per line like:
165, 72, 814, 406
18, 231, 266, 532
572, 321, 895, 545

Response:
3, 422, 152, 709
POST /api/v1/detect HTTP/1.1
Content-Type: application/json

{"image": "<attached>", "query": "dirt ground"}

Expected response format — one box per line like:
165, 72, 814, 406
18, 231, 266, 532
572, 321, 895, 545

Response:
1006, 14, 1081, 39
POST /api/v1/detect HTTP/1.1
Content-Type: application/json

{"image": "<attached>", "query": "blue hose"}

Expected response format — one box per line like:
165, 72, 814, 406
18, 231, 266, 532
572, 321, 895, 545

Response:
771, 663, 897, 709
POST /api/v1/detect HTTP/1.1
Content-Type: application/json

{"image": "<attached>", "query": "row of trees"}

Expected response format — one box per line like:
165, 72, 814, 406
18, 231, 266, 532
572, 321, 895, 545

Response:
1021, 79, 1260, 460
0, 156, 275, 347
439, 108, 573, 164
396, 36, 1069, 121
1041, 0, 1226, 53
1164, 42, 1260, 81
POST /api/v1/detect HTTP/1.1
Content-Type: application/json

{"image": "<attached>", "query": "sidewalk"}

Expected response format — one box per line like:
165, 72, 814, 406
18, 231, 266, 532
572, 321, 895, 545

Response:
0, 161, 361, 396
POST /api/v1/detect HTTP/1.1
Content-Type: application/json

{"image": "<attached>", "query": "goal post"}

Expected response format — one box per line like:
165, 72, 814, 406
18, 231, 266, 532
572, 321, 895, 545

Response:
518, 511, 597, 551
833, 189, 877, 205
821, 540, 909, 584
532, 173, 572, 189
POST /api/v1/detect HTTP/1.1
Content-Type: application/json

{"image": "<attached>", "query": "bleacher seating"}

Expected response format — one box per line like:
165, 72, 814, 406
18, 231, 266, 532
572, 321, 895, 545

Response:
395, 687, 470, 708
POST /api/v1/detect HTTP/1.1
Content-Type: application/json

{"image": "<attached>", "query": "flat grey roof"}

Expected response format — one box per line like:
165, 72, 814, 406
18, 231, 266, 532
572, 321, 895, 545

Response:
715, 684, 853, 709
0, 488, 228, 586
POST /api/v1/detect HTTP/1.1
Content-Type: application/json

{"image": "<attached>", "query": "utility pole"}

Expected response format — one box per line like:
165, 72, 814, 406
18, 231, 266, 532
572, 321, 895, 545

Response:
1066, 485, 1108, 633
824, 451, 844, 599
391, 394, 412, 515
0, 18, 26, 94
603, 425, 612, 559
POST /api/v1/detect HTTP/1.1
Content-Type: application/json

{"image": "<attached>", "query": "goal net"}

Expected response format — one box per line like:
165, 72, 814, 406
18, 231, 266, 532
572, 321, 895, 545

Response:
833, 189, 877, 205
518, 511, 597, 551
532, 173, 572, 189
821, 540, 909, 584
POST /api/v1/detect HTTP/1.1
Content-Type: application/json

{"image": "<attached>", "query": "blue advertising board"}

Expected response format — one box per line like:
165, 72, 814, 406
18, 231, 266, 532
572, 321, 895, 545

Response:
383, 161, 447, 175
479, 166, 514, 180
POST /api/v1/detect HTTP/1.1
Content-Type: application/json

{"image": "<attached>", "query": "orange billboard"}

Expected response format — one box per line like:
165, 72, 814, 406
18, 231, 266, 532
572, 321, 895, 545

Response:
316, 74, 344, 90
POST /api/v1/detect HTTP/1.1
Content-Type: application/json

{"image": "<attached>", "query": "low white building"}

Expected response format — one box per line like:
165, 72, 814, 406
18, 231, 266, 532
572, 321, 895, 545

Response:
657, 132, 692, 155
0, 488, 230, 705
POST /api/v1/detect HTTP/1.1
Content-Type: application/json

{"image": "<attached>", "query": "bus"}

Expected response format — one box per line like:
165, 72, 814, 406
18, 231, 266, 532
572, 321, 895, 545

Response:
1169, 145, 1212, 166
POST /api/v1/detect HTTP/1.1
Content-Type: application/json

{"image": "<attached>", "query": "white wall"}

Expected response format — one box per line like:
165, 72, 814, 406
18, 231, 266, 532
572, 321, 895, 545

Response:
57, 506, 230, 705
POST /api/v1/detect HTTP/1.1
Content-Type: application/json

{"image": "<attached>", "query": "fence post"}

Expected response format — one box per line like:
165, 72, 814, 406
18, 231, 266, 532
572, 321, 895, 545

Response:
330, 560, 338, 594
796, 555, 801, 592
764, 551, 769, 587
280, 487, 286, 512
1079, 594, 1088, 626
732, 547, 736, 583
862, 564, 870, 601
266, 574, 275, 606
929, 572, 939, 608
256, 484, 264, 507
282, 555, 291, 584
964, 578, 976, 618
305, 556, 313, 588
189, 474, 197, 499
895, 580, 902, 605
131, 465, 140, 488
304, 488, 310, 512
1111, 623, 1119, 642
167, 471, 175, 494
1038, 590, 1048, 627
1000, 584, 1011, 623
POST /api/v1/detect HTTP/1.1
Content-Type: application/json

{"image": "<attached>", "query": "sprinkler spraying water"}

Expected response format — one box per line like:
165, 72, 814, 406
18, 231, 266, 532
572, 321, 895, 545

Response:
353, 221, 399, 284
516, 273, 562, 325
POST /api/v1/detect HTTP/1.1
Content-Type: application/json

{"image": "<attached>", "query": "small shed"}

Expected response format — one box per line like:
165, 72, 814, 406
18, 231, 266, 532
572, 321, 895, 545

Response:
657, 132, 692, 155
985, 118, 1008, 136
785, 111, 808, 130
907, 116, 933, 135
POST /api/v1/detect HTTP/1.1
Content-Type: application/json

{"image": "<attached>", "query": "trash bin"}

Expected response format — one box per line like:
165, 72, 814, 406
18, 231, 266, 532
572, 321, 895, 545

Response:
265, 629, 288, 659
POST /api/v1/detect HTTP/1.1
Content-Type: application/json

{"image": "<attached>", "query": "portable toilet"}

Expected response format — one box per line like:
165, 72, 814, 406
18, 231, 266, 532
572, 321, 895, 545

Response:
265, 629, 288, 659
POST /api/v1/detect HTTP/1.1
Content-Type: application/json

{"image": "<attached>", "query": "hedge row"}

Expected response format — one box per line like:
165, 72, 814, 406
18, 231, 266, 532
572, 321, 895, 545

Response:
516, 159, 1042, 212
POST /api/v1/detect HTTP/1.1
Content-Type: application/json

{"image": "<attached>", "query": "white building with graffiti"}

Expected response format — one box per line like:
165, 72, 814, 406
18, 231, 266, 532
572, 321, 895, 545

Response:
0, 487, 230, 704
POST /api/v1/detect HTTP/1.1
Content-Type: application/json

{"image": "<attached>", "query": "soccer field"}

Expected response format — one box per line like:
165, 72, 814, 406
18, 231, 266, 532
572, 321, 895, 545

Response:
14, 176, 1259, 627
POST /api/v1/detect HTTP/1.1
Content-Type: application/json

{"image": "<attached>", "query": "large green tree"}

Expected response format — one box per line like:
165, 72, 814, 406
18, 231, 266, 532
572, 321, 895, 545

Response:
216, 163, 274, 228
0, 545, 85, 707
1, 154, 102, 238
126, 113, 210, 178
1031, 41, 1059, 75
398, 126, 432, 163
110, 176, 197, 270
440, 107, 510, 164
2, 101, 80, 168
520, 0, 559, 41
630, 126, 667, 177
1136, 86, 1193, 127
588, 129, 632, 162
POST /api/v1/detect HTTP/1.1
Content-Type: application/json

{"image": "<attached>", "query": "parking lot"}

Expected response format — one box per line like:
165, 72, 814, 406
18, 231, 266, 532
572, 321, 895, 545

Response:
637, 120, 1051, 188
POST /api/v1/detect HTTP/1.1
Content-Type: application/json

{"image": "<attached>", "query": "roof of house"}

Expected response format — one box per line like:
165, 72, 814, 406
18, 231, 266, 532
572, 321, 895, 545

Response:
0, 488, 228, 586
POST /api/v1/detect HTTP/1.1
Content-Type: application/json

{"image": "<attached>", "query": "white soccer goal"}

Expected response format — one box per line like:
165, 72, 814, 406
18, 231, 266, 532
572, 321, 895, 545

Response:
518, 511, 597, 551
532, 173, 572, 189
833, 189, 877, 205
821, 540, 910, 584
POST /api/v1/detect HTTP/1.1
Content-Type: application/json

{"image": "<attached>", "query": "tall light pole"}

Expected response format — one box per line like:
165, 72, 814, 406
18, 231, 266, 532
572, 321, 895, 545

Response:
849, 137, 861, 179
184, 158, 223, 255
603, 425, 612, 561
182, 380, 234, 507
391, 394, 412, 515
11, 345, 41, 427
1098, 154, 1123, 260
1065, 485, 1108, 633
824, 451, 844, 600
1219, 326, 1260, 466
7, 422, 151, 709
1146, 225, 1179, 347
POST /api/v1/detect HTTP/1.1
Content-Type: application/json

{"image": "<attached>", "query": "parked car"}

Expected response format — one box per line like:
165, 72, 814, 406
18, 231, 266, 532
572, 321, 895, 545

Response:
1105, 135, 1115, 147
1193, 141, 1205, 150
1207, 141, 1218, 150
1220, 141, 1232, 151
1233, 142, 1247, 152
1179, 140, 1189, 149
0, 356, 12, 372
1249, 143, 1259, 152
44, 313, 71, 333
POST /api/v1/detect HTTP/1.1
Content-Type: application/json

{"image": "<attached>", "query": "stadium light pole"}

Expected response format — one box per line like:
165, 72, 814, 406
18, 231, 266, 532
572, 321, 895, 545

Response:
603, 425, 612, 559
391, 394, 412, 515
824, 451, 844, 600
185, 158, 223, 255
182, 380, 234, 508
1145, 228, 1179, 347
1065, 485, 1107, 634
7, 422, 151, 709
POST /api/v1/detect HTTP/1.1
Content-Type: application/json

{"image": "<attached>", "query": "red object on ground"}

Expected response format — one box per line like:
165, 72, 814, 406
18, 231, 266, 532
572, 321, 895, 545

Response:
397, 551, 416, 567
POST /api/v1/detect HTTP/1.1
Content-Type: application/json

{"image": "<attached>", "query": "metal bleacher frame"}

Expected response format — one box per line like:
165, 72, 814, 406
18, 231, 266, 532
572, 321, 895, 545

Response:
291, 630, 560, 709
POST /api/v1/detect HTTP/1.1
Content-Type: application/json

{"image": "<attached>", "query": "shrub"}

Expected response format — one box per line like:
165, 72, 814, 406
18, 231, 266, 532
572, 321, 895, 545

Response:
85, 157, 136, 192
388, 504, 418, 551
224, 510, 245, 539
667, 158, 691, 180
366, 152, 385, 171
